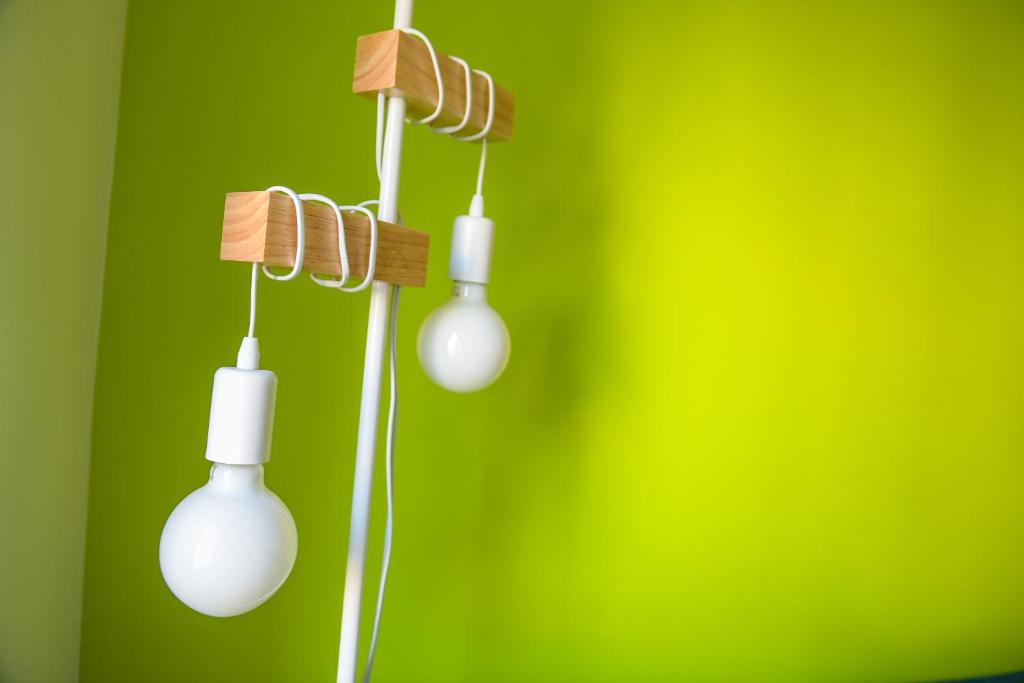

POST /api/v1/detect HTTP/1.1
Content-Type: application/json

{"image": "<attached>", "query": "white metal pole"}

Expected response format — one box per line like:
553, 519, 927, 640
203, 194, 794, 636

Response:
336, 1, 412, 681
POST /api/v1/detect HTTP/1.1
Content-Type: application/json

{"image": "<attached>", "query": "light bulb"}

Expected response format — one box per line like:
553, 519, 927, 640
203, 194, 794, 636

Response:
418, 200, 510, 393
159, 463, 297, 617
160, 338, 296, 617
418, 281, 510, 392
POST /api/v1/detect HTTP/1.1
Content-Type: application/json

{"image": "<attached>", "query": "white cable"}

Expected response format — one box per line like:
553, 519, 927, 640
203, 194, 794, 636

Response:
452, 69, 495, 142
244, 185, 305, 345
247, 262, 258, 338
261, 186, 306, 281
303, 193, 351, 289
360, 35, 494, 683
475, 139, 487, 196
335, 205, 379, 293
358, 86, 401, 683
299, 190, 378, 294
433, 56, 472, 135
400, 28, 444, 125
375, 91, 386, 182
445, 67, 494, 199
362, 285, 399, 683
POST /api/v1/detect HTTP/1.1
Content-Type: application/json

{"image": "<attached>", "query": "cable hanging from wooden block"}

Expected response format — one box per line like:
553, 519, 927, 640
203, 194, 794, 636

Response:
247, 186, 383, 342
247, 186, 306, 341
391, 27, 497, 196
459, 70, 496, 196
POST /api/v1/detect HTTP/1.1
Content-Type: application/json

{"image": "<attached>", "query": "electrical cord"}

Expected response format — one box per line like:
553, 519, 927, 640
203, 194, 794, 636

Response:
362, 90, 400, 683
242, 185, 308, 362
361, 34, 493, 679
476, 138, 487, 196
247, 262, 258, 338
375, 91, 386, 183
363, 285, 398, 683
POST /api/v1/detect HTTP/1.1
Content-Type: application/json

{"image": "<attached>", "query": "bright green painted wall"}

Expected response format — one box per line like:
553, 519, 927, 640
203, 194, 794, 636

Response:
0, 1, 126, 681
80, 1, 1024, 681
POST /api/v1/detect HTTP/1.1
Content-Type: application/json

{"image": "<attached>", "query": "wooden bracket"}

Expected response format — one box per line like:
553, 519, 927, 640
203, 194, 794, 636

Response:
352, 29, 515, 142
220, 192, 430, 288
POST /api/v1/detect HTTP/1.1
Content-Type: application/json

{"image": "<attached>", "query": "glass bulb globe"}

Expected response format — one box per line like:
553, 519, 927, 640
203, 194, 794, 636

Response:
418, 282, 510, 393
159, 463, 297, 617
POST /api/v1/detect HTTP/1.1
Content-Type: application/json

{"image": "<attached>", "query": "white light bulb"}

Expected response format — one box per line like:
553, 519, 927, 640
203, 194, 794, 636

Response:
160, 339, 296, 617
418, 281, 510, 392
159, 463, 297, 617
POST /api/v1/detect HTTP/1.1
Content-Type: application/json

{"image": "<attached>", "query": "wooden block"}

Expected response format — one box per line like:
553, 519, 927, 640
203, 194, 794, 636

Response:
353, 29, 515, 142
220, 191, 429, 288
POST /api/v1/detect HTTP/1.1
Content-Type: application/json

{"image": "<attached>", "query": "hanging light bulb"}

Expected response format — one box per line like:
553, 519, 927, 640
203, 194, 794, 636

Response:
418, 194, 510, 392
159, 337, 297, 617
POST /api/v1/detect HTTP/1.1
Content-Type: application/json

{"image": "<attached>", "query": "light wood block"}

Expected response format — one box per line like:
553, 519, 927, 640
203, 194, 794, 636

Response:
220, 191, 429, 288
353, 29, 515, 142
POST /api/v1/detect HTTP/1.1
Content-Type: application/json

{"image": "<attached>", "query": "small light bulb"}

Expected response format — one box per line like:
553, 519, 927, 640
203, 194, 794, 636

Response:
418, 281, 510, 392
160, 338, 296, 617
418, 200, 510, 393
159, 463, 297, 617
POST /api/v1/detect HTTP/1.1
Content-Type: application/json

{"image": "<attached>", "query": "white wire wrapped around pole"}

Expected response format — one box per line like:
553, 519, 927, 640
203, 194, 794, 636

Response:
335, 0, 412, 681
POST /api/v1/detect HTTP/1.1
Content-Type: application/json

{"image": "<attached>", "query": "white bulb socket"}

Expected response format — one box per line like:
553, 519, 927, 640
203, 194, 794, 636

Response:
205, 365, 277, 466
448, 212, 494, 285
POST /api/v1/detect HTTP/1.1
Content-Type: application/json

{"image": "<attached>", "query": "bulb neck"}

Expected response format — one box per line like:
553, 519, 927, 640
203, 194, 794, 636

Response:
207, 463, 265, 495
452, 281, 488, 303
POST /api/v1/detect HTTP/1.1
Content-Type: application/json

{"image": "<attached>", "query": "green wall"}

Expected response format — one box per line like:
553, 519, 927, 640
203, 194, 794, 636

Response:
80, 1, 1024, 681
0, 1, 126, 681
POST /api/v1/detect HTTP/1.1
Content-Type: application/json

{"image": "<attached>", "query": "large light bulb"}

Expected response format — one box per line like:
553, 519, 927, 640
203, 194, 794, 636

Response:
418, 281, 510, 392
159, 463, 296, 617
160, 338, 296, 617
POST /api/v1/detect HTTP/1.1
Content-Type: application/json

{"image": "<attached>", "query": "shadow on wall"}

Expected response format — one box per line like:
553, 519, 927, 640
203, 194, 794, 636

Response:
950, 673, 1024, 683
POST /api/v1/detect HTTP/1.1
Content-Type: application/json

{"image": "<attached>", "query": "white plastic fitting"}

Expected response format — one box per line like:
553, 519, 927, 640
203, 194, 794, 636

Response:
448, 194, 494, 285
205, 338, 277, 465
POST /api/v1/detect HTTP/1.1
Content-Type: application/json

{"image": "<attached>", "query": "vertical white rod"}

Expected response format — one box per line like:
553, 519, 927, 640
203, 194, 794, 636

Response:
336, 2, 412, 682
393, 0, 413, 31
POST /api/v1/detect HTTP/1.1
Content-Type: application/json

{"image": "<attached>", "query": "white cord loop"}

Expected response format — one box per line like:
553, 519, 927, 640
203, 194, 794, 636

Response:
295, 195, 378, 293
335, 204, 378, 293
433, 56, 472, 135
301, 193, 350, 289
400, 28, 444, 125
261, 186, 306, 281
452, 69, 495, 142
